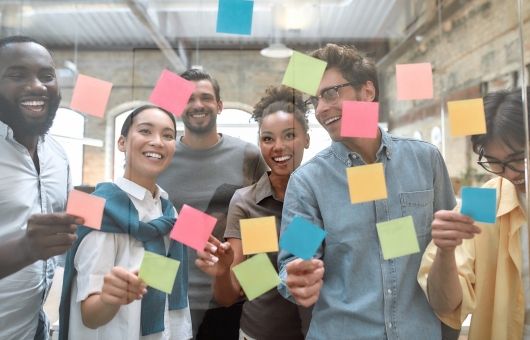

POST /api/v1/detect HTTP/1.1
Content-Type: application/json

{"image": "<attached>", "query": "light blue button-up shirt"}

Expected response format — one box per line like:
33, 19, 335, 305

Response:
0, 121, 71, 340
278, 128, 456, 340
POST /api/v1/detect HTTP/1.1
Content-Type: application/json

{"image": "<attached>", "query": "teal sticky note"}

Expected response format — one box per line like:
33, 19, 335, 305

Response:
138, 251, 180, 294
279, 216, 327, 260
281, 51, 328, 96
376, 216, 420, 260
216, 0, 254, 35
461, 187, 497, 223
232, 253, 281, 301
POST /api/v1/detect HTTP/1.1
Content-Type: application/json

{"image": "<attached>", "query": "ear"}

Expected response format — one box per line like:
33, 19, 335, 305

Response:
362, 81, 376, 102
217, 99, 223, 115
117, 135, 127, 153
304, 132, 310, 149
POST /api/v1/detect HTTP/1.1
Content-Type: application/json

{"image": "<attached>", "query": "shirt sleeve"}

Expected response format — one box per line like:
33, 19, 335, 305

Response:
418, 224, 477, 329
432, 148, 457, 212
224, 190, 248, 240
277, 174, 324, 302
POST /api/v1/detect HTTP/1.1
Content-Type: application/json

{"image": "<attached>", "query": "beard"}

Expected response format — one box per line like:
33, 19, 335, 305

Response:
182, 107, 217, 135
0, 92, 61, 137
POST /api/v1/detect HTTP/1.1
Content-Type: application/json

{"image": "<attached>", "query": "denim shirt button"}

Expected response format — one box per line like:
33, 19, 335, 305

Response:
388, 323, 392, 328
387, 289, 392, 294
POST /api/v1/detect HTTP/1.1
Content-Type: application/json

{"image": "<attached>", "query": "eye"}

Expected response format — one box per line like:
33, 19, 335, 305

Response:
40, 74, 56, 82
138, 128, 150, 134
7, 74, 24, 80
285, 132, 295, 139
164, 133, 175, 140
261, 136, 273, 142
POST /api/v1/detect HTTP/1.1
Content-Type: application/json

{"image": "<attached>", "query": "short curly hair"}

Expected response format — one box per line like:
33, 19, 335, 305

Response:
309, 43, 379, 102
252, 86, 309, 133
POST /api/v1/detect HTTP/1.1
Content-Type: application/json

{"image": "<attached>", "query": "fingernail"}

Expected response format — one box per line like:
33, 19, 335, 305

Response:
220, 244, 227, 250
140, 283, 147, 288
207, 261, 215, 266
211, 256, 219, 263
211, 246, 217, 253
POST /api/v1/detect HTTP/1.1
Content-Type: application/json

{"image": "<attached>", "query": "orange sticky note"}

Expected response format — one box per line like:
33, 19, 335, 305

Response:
340, 101, 379, 138
396, 63, 433, 101
240, 216, 278, 255
170, 204, 217, 251
346, 163, 388, 204
70, 74, 113, 118
66, 189, 106, 230
448, 98, 486, 137
149, 70, 197, 117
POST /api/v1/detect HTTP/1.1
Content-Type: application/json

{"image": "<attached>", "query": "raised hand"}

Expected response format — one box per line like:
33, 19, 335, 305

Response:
100, 267, 147, 306
431, 210, 481, 252
196, 235, 234, 277
285, 258, 324, 307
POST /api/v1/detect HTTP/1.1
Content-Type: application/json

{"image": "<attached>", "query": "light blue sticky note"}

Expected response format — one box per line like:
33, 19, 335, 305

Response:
460, 187, 497, 223
279, 216, 327, 260
216, 0, 254, 35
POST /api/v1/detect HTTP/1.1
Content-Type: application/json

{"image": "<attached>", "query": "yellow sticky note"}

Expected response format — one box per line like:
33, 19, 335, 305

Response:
240, 216, 278, 255
448, 98, 486, 137
347, 163, 388, 204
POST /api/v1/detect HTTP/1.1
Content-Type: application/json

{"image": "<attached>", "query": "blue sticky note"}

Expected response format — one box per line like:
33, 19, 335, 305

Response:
460, 187, 497, 223
216, 0, 254, 35
279, 216, 327, 260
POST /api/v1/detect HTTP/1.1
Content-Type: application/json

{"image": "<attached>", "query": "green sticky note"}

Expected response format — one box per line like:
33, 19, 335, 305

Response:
281, 51, 327, 96
376, 216, 420, 260
138, 251, 180, 294
232, 253, 281, 301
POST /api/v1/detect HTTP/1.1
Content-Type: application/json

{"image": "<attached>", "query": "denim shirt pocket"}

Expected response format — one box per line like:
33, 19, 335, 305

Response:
400, 189, 434, 236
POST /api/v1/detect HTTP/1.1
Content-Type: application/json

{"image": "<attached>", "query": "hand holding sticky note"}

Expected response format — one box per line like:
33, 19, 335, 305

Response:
396, 63, 433, 101
66, 189, 106, 230
448, 98, 486, 137
340, 101, 379, 138
346, 163, 388, 204
282, 51, 327, 96
216, 0, 254, 35
149, 70, 196, 117
170, 204, 217, 251
70, 74, 113, 118
460, 187, 497, 223
376, 216, 420, 260
241, 216, 278, 255
279, 216, 326, 260
138, 251, 180, 294
232, 253, 281, 301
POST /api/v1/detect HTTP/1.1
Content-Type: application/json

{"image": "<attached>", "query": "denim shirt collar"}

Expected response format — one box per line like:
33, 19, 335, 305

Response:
330, 126, 392, 165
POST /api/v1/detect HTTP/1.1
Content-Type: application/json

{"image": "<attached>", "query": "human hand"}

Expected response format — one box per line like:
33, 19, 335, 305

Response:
432, 210, 481, 252
22, 213, 83, 262
285, 258, 324, 307
100, 267, 147, 306
196, 235, 234, 277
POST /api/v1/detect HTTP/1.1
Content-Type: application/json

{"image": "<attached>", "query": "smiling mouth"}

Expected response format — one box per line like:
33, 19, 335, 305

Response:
190, 113, 206, 118
143, 152, 163, 159
273, 155, 292, 163
513, 178, 525, 185
324, 116, 341, 125
20, 100, 45, 112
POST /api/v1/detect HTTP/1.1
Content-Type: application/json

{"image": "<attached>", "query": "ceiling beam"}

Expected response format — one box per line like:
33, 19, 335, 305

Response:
124, 0, 186, 73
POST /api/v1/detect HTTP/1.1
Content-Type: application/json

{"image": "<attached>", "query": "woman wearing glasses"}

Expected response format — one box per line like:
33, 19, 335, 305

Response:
418, 87, 530, 340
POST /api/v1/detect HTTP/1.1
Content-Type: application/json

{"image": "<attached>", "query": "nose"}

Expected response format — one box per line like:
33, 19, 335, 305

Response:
502, 166, 521, 181
25, 77, 47, 94
149, 133, 164, 147
315, 99, 330, 117
273, 139, 285, 152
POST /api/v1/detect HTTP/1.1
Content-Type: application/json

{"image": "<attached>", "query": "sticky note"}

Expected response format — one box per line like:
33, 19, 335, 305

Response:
232, 253, 281, 301
170, 204, 217, 251
66, 189, 106, 230
241, 216, 278, 255
278, 216, 327, 260
282, 51, 327, 96
138, 251, 180, 294
149, 70, 196, 117
346, 163, 388, 204
70, 74, 113, 118
376, 216, 420, 260
448, 98, 486, 136
396, 63, 433, 100
216, 0, 254, 35
340, 101, 379, 138
460, 187, 497, 223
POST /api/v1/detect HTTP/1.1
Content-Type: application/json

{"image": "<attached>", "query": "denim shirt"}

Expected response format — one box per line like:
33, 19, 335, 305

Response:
278, 128, 456, 340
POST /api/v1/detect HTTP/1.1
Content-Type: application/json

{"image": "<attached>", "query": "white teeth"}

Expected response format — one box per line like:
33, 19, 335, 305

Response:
144, 152, 162, 159
21, 101, 45, 106
513, 179, 525, 185
274, 155, 292, 162
325, 116, 341, 125
192, 114, 206, 118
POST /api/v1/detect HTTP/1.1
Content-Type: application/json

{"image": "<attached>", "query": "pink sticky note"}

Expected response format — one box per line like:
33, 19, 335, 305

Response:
396, 63, 433, 101
340, 101, 379, 138
149, 70, 196, 117
170, 204, 218, 251
70, 74, 113, 118
66, 189, 106, 230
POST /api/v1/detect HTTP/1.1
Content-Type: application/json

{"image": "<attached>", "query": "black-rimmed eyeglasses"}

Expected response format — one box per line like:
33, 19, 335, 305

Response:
477, 149, 526, 174
304, 82, 355, 110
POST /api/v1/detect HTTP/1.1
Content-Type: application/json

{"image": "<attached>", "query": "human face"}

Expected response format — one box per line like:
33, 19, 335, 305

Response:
482, 140, 527, 193
314, 68, 374, 142
259, 110, 310, 177
118, 108, 176, 183
181, 80, 223, 135
0, 42, 60, 137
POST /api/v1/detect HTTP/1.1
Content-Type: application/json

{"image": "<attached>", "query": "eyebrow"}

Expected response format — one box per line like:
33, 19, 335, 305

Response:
137, 122, 176, 133
261, 127, 296, 135
5, 66, 55, 72
483, 150, 525, 160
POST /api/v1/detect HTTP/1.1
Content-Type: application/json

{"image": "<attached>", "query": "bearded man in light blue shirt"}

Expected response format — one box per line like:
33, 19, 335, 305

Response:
277, 43, 459, 340
0, 36, 82, 340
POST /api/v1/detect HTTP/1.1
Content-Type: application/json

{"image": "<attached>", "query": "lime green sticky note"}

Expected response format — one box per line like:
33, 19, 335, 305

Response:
232, 253, 281, 301
281, 51, 327, 96
376, 216, 420, 260
138, 251, 180, 294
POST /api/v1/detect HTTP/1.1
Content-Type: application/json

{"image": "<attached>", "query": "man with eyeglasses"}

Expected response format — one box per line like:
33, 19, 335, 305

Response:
277, 43, 458, 339
419, 87, 530, 340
